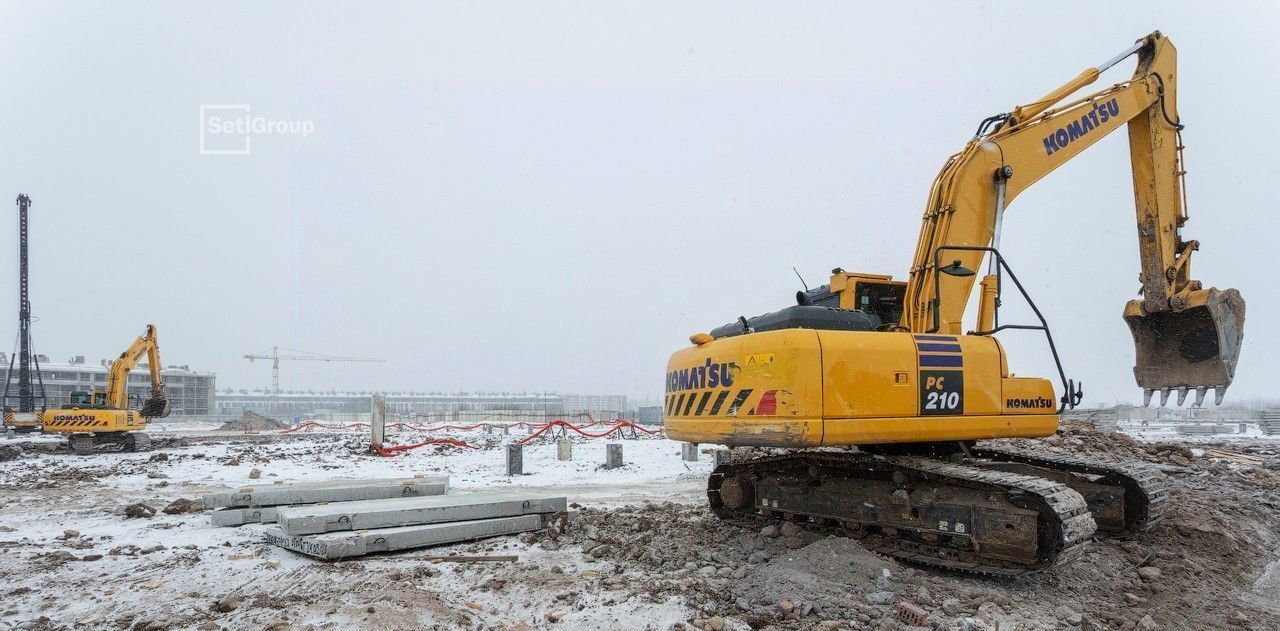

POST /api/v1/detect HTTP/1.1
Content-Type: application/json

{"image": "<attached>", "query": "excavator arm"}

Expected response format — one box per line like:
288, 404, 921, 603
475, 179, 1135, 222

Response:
104, 324, 171, 418
902, 31, 1244, 405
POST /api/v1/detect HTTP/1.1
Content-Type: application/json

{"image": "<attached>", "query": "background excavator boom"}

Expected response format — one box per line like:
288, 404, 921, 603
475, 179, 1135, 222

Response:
103, 324, 170, 417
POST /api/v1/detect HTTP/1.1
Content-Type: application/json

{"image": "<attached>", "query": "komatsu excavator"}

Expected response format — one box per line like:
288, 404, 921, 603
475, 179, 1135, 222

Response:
43, 325, 170, 454
666, 32, 1246, 575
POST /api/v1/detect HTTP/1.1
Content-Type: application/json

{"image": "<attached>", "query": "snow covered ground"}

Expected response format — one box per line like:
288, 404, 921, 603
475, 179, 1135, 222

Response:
2, 422, 1278, 630
0, 429, 710, 630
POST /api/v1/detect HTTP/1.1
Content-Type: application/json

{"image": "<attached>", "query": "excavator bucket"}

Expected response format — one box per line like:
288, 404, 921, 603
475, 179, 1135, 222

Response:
1124, 288, 1245, 406
140, 394, 171, 419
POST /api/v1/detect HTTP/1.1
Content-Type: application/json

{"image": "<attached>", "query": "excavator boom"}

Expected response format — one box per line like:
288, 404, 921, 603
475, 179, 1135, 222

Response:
903, 31, 1244, 405
105, 325, 171, 418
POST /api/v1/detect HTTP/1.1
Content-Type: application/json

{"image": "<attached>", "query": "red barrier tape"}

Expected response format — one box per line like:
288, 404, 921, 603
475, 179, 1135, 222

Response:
282, 418, 653, 438
385, 420, 611, 433
517, 419, 661, 445
373, 437, 477, 457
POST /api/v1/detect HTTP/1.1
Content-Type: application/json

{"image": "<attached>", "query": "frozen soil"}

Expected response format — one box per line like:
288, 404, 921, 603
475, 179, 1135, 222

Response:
0, 422, 1277, 630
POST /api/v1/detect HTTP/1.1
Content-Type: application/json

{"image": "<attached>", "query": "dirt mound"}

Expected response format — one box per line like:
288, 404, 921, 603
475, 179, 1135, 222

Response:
0, 444, 22, 461
537, 422, 1280, 630
218, 411, 286, 432
162, 498, 204, 514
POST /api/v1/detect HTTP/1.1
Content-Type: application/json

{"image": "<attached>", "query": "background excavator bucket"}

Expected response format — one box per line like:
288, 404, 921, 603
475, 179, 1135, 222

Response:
1124, 288, 1245, 406
140, 393, 172, 419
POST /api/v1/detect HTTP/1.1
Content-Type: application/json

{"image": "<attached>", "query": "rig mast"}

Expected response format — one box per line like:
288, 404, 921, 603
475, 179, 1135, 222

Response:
3, 194, 47, 428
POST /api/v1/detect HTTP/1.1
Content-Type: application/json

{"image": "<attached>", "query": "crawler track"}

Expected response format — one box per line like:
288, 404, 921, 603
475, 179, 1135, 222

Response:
708, 452, 1096, 576
971, 446, 1168, 534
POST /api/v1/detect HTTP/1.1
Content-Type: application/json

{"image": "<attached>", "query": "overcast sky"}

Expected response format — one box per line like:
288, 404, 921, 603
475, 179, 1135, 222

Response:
0, 2, 1275, 407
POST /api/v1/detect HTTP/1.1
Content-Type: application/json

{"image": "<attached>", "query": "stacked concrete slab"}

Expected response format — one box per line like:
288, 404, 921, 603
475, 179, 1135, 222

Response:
204, 476, 450, 526
1176, 423, 1232, 436
1259, 410, 1280, 436
203, 476, 566, 560
273, 491, 565, 534
266, 516, 550, 560
264, 492, 566, 560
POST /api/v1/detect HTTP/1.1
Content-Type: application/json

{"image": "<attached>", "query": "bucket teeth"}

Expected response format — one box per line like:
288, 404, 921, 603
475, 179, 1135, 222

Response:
1159, 388, 1170, 407
1176, 387, 1188, 406
1142, 389, 1154, 407
1214, 387, 1227, 406
1194, 387, 1207, 407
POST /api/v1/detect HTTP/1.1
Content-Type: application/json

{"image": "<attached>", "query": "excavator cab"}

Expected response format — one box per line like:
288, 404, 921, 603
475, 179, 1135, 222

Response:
65, 390, 104, 408
66, 383, 170, 417
795, 271, 908, 329
1125, 288, 1246, 406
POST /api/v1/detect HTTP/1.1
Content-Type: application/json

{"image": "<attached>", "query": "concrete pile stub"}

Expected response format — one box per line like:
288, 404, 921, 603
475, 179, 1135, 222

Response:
605, 443, 623, 469
506, 444, 523, 475
557, 438, 572, 461
369, 395, 387, 450
681, 442, 699, 462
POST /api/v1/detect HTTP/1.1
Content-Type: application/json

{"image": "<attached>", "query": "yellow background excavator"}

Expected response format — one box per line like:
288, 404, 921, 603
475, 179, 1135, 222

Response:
43, 325, 170, 454
665, 32, 1245, 574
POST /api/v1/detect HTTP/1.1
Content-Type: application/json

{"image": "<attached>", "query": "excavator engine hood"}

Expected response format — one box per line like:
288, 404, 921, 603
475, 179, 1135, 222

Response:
1124, 287, 1245, 406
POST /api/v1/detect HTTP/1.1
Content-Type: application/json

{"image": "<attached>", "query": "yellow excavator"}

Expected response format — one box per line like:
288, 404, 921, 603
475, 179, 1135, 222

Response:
43, 325, 170, 454
666, 32, 1245, 574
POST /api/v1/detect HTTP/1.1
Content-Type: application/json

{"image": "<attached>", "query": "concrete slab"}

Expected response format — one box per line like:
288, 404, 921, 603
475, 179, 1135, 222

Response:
264, 514, 551, 560
275, 491, 566, 535
210, 506, 281, 527
201, 475, 449, 509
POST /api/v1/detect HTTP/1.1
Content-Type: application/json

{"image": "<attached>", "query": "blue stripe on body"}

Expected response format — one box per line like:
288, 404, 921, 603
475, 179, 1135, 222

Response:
916, 343, 962, 353
913, 335, 958, 342
919, 354, 964, 368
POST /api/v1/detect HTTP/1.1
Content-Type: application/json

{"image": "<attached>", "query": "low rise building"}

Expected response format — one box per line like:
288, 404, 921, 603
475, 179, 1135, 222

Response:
215, 390, 564, 421
0, 354, 215, 417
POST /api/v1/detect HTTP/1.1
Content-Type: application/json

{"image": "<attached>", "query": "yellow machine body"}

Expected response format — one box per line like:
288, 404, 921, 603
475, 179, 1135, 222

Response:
665, 327, 1056, 448
43, 324, 169, 437
43, 408, 146, 434
667, 32, 1245, 448
2, 410, 43, 430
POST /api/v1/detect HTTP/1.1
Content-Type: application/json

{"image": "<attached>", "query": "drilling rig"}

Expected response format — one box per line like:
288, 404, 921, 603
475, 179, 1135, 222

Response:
2, 194, 47, 432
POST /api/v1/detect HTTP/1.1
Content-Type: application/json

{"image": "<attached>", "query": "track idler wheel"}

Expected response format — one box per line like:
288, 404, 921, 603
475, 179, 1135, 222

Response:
124, 432, 152, 452
717, 474, 755, 511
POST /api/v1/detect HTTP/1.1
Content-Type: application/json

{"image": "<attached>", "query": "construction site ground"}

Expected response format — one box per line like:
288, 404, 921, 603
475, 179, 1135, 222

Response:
0, 421, 1277, 631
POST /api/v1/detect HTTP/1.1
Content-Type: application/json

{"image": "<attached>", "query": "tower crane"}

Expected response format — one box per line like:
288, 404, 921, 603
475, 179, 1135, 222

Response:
243, 346, 385, 396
